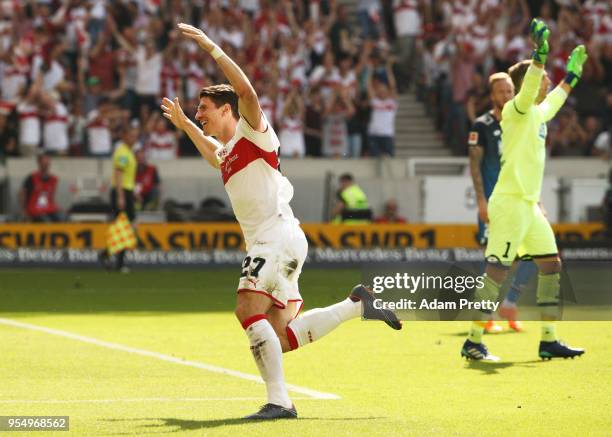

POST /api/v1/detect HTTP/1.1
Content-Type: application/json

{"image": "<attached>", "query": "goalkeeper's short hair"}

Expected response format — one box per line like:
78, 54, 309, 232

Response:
508, 60, 533, 92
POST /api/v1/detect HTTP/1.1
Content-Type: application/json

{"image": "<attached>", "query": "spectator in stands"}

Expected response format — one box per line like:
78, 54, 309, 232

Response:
0, 109, 18, 161
447, 35, 476, 156
145, 114, 178, 160
115, 26, 140, 119
134, 148, 160, 211
112, 20, 171, 124
328, 4, 355, 57
331, 173, 372, 224
392, 0, 424, 90
584, 116, 604, 156
375, 198, 407, 223
68, 98, 87, 156
82, 76, 106, 115
310, 50, 341, 100
134, 37, 163, 123
0, 0, 608, 161
357, 0, 382, 40
337, 53, 363, 157
86, 98, 113, 156
550, 109, 590, 156
17, 75, 44, 157
86, 24, 117, 96
366, 64, 398, 157
278, 87, 306, 158
255, 79, 277, 129
19, 153, 61, 222
30, 47, 68, 94
41, 92, 69, 155
322, 87, 354, 158
466, 71, 490, 124
593, 129, 611, 160
304, 86, 324, 157
1, 57, 28, 104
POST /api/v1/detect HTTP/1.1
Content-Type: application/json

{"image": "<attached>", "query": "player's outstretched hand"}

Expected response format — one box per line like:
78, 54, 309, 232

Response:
529, 19, 550, 65
161, 97, 187, 131
177, 23, 216, 53
564, 45, 588, 88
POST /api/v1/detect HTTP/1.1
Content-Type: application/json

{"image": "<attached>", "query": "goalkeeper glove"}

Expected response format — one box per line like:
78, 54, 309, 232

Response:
530, 19, 550, 65
564, 45, 588, 88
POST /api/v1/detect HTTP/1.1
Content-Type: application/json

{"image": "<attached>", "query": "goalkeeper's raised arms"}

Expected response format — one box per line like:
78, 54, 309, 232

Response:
564, 45, 588, 88
529, 19, 550, 66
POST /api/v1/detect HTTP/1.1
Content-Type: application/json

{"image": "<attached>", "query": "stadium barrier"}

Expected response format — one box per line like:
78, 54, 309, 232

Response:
3, 158, 609, 223
0, 223, 608, 267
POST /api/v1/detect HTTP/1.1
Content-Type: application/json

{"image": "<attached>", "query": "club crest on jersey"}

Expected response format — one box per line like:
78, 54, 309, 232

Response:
538, 123, 547, 139
468, 131, 479, 145
217, 147, 229, 161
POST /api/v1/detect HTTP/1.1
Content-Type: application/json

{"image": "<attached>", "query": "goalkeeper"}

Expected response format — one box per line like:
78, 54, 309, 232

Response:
461, 19, 587, 361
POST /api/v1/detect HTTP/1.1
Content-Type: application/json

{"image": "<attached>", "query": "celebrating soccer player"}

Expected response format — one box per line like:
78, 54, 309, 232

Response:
161, 23, 401, 420
468, 72, 538, 333
461, 19, 587, 361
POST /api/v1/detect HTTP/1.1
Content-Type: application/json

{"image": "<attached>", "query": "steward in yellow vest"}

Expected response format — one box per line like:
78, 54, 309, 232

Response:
331, 173, 372, 224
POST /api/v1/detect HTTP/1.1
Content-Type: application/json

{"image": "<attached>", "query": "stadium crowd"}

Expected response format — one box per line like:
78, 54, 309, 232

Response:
0, 0, 610, 161
419, 0, 612, 157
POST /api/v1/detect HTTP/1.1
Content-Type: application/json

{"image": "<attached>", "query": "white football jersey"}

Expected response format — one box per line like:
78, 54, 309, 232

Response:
216, 114, 296, 249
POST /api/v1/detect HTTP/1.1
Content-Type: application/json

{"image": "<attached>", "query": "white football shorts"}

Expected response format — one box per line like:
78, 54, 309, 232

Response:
237, 218, 308, 312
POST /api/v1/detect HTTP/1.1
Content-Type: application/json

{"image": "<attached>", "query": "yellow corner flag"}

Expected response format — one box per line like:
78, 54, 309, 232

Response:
106, 212, 137, 255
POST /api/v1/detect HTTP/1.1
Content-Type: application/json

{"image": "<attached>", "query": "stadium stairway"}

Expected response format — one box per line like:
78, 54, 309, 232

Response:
394, 92, 450, 158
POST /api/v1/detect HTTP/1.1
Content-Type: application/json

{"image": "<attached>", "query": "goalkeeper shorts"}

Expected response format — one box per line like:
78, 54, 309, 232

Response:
485, 194, 558, 266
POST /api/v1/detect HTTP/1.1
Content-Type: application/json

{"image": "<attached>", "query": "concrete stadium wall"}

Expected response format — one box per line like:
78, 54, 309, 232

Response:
2, 157, 609, 223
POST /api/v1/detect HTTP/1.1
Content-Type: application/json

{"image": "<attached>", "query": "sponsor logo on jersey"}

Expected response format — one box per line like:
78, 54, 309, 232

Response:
538, 123, 547, 139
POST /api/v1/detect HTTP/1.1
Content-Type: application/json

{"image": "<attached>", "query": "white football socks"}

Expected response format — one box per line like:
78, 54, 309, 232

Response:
286, 298, 361, 349
243, 315, 292, 408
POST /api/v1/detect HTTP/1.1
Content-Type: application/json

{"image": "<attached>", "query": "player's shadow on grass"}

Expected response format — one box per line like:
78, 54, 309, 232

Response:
447, 331, 525, 337
104, 416, 385, 433
465, 360, 544, 375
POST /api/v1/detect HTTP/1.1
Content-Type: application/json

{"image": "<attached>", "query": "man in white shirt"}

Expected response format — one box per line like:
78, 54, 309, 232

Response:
393, 0, 423, 89
366, 67, 398, 156
17, 76, 44, 156
42, 92, 69, 155
161, 22, 401, 421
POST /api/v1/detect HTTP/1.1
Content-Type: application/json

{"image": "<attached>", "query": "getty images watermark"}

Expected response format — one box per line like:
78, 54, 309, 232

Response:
370, 273, 498, 312
362, 260, 612, 321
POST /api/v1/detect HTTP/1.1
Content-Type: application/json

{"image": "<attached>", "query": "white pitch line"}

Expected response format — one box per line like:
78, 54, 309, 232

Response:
0, 318, 341, 400
0, 397, 315, 404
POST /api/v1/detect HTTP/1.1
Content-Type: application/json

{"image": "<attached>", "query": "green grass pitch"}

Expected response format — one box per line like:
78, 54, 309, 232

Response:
1, 268, 611, 436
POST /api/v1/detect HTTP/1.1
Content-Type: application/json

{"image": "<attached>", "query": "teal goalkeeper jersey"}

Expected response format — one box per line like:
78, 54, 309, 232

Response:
492, 65, 568, 202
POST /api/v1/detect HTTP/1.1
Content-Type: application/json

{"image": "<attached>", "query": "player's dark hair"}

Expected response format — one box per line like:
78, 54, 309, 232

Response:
36, 151, 51, 163
199, 84, 239, 120
508, 60, 532, 93
339, 173, 354, 183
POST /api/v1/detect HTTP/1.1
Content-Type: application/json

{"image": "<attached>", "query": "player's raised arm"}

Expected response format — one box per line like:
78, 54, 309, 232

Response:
538, 45, 588, 122
161, 97, 221, 169
178, 23, 263, 132
513, 19, 550, 114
